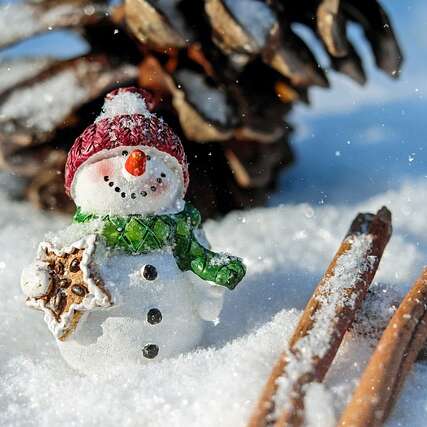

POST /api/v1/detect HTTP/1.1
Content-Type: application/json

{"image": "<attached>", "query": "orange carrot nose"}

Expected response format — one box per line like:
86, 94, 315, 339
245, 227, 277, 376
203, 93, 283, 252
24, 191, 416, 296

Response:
125, 149, 147, 176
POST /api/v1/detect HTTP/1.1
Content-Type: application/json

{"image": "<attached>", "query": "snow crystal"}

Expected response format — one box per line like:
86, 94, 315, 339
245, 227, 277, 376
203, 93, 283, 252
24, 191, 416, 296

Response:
0, 69, 87, 132
1, 178, 427, 426
175, 70, 232, 126
0, 58, 53, 95
96, 91, 153, 122
211, 252, 235, 266
224, 0, 276, 48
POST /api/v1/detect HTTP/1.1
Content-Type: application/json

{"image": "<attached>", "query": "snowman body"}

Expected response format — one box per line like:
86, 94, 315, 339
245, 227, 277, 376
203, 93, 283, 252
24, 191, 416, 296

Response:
58, 250, 205, 371
21, 87, 245, 373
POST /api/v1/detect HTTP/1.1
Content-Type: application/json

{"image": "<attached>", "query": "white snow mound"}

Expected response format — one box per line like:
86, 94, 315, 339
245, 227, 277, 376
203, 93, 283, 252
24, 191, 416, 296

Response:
96, 91, 153, 122
0, 179, 427, 427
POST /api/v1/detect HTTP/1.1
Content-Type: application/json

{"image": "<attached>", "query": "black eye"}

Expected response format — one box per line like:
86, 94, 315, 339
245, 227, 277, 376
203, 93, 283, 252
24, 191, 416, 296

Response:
122, 150, 128, 156
146, 155, 151, 161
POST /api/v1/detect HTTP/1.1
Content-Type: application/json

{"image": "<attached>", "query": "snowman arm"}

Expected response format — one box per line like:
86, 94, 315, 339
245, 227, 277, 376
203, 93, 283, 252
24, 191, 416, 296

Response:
189, 247, 246, 290
174, 206, 246, 289
175, 232, 246, 289
187, 271, 225, 322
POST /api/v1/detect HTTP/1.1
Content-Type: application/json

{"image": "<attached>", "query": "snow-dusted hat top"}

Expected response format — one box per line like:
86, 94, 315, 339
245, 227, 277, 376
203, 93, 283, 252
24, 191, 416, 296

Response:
65, 87, 189, 197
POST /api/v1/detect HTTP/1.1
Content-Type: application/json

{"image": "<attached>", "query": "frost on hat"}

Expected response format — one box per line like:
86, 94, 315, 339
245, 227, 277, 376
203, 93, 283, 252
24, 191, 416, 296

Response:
65, 87, 189, 197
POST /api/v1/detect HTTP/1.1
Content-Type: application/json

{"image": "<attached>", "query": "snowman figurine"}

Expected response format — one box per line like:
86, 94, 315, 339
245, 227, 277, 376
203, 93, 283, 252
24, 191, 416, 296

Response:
21, 87, 246, 373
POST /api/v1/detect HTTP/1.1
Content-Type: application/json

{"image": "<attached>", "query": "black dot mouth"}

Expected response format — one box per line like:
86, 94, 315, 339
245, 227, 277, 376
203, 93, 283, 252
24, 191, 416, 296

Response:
104, 174, 167, 199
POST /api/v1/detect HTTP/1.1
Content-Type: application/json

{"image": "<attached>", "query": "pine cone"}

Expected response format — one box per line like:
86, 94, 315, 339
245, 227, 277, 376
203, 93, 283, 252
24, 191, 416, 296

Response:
0, 0, 403, 217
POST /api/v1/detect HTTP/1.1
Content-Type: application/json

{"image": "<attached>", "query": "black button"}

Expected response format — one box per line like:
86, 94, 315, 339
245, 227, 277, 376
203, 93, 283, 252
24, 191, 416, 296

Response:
142, 344, 159, 359
147, 308, 162, 325
69, 258, 80, 273
142, 264, 157, 281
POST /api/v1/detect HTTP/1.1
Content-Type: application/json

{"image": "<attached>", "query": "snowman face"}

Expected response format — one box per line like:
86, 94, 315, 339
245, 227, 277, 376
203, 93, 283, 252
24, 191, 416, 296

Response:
72, 146, 185, 216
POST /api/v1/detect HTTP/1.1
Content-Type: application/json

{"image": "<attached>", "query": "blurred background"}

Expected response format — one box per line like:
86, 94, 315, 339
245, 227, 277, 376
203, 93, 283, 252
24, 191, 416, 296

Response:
0, 0, 425, 216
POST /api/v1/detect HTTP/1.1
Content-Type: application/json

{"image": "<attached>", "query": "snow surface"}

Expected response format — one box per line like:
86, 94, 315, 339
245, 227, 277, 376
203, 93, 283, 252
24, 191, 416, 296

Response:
1, 176, 427, 426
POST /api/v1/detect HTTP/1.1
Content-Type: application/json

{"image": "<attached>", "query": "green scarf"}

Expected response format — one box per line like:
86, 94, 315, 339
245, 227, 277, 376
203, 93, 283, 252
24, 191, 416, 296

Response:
73, 203, 245, 290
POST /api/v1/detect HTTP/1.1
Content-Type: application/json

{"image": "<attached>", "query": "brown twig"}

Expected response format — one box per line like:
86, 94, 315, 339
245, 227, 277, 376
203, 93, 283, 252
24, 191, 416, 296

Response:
248, 207, 392, 427
337, 267, 427, 427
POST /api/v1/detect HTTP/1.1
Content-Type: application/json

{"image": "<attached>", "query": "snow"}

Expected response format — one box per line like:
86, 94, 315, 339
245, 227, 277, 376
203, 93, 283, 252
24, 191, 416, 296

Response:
352, 282, 400, 342
0, 57, 53, 95
0, 69, 87, 132
0, 175, 427, 425
0, 5, 40, 47
0, 3, 103, 48
224, 0, 276, 48
0, 4, 77, 47
96, 91, 153, 122
175, 70, 232, 126
304, 383, 337, 427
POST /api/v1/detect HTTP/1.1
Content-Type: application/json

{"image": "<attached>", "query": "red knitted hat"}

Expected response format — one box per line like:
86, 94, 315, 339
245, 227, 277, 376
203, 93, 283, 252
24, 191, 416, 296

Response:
65, 87, 188, 197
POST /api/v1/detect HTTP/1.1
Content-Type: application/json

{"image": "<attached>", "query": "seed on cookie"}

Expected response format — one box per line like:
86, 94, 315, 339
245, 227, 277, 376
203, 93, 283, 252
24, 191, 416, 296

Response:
69, 258, 80, 273
71, 285, 86, 297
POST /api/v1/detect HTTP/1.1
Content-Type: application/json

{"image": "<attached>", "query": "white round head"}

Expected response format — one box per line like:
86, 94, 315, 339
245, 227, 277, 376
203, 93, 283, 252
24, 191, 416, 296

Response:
72, 146, 185, 216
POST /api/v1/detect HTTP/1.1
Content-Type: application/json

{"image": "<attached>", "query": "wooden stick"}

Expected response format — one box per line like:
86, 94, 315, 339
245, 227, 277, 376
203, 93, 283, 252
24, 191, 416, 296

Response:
337, 267, 427, 427
248, 207, 392, 427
